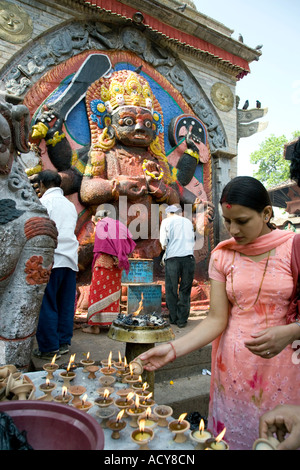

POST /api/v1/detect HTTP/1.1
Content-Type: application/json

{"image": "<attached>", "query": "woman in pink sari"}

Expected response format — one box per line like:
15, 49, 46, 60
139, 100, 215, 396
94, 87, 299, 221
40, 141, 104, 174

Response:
139, 176, 300, 450
83, 210, 136, 333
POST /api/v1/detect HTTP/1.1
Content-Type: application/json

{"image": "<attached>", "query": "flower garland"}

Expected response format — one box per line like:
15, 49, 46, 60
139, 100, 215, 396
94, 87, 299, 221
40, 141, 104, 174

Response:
142, 159, 164, 180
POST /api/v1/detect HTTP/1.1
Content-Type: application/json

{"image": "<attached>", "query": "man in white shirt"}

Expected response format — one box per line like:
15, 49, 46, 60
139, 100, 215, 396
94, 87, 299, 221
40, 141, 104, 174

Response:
33, 170, 79, 360
160, 204, 195, 328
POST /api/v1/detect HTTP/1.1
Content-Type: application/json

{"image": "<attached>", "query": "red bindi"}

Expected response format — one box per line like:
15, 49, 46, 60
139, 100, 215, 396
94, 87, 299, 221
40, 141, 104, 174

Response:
226, 204, 232, 209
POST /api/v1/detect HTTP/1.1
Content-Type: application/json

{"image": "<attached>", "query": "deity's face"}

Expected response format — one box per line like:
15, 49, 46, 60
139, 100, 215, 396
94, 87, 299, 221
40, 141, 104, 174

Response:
111, 106, 156, 147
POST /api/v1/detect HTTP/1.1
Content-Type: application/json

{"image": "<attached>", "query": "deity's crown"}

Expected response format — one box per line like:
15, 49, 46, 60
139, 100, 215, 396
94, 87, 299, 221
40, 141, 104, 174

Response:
98, 69, 154, 113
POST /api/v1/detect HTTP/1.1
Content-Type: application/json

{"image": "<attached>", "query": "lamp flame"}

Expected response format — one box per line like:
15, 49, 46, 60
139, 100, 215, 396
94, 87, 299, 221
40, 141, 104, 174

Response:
142, 382, 148, 391
126, 392, 135, 402
139, 419, 145, 433
124, 357, 128, 369
116, 409, 124, 422
87, 352, 90, 360
216, 427, 226, 442
138, 375, 142, 383
146, 407, 152, 418
108, 351, 112, 369
135, 394, 140, 409
81, 393, 87, 405
103, 388, 110, 399
62, 386, 68, 397
51, 354, 56, 365
145, 392, 152, 401
67, 354, 76, 372
129, 364, 133, 376
199, 419, 205, 434
118, 351, 122, 363
178, 413, 187, 424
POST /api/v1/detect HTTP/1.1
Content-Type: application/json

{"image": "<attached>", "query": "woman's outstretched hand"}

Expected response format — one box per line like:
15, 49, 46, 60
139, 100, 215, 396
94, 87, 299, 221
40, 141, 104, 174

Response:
138, 343, 176, 371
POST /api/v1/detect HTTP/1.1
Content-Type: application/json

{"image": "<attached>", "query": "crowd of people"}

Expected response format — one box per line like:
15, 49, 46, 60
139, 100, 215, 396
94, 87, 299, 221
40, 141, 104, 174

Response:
31, 169, 300, 450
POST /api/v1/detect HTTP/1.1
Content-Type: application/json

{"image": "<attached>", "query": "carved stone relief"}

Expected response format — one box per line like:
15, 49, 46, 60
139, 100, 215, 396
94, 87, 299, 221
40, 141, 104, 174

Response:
0, 0, 33, 44
210, 82, 234, 112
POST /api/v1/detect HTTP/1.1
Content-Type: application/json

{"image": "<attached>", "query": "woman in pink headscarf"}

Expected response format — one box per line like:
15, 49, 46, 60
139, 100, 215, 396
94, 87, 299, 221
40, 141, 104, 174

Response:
83, 210, 136, 333
138, 176, 300, 450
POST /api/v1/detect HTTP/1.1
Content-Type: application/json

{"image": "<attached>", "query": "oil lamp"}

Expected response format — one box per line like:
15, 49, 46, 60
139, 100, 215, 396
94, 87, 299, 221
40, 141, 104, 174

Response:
114, 391, 135, 411
100, 352, 116, 376
190, 419, 213, 450
69, 385, 87, 406
168, 412, 190, 443
131, 419, 154, 450
74, 393, 93, 413
204, 427, 229, 450
80, 352, 95, 372
126, 394, 145, 427
153, 405, 173, 427
59, 354, 76, 388
138, 407, 158, 429
54, 385, 72, 404
107, 409, 126, 439
43, 354, 59, 380
253, 436, 279, 450
39, 378, 56, 401
94, 388, 114, 408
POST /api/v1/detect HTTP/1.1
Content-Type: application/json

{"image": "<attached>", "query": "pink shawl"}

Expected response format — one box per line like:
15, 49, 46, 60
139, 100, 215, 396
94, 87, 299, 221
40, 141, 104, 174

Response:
212, 228, 295, 256
93, 218, 136, 274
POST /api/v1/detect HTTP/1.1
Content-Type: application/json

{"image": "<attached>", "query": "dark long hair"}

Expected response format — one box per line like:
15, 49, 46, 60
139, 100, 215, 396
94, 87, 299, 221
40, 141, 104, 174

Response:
220, 176, 275, 229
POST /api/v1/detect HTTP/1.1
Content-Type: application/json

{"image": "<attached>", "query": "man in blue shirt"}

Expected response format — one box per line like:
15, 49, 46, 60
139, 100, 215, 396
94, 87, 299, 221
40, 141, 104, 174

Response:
160, 205, 195, 328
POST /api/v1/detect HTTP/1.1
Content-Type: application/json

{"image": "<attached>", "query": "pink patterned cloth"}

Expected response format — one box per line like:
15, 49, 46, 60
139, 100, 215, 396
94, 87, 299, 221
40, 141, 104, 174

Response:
208, 231, 300, 450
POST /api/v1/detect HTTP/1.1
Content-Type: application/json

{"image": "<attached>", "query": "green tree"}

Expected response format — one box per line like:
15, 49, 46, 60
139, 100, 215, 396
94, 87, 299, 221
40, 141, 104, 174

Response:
250, 131, 300, 188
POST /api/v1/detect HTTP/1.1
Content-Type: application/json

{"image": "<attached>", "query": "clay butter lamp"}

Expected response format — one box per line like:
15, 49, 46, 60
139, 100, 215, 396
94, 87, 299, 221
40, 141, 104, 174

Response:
132, 376, 144, 391
168, 413, 190, 443
80, 352, 95, 372
190, 419, 213, 450
126, 394, 146, 428
69, 385, 87, 406
99, 375, 116, 387
153, 405, 173, 427
131, 419, 154, 450
100, 352, 116, 376
96, 407, 116, 428
59, 354, 76, 389
252, 436, 279, 450
139, 392, 155, 409
38, 378, 56, 401
113, 351, 126, 370
124, 364, 140, 385
10, 383, 34, 401
115, 387, 134, 398
97, 386, 114, 397
74, 393, 93, 413
204, 428, 229, 450
138, 407, 158, 430
94, 388, 114, 408
107, 409, 126, 439
114, 391, 135, 412
129, 358, 144, 376
43, 354, 59, 380
54, 386, 72, 404
86, 365, 99, 379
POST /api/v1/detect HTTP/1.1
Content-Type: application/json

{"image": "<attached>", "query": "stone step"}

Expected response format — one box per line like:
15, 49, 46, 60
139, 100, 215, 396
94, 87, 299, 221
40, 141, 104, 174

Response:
154, 344, 211, 382
154, 374, 211, 418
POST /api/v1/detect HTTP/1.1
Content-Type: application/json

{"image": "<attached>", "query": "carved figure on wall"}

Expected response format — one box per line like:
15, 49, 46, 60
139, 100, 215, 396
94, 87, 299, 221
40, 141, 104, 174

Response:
26, 52, 214, 316
31, 66, 209, 254
0, 98, 57, 369
0, 0, 33, 44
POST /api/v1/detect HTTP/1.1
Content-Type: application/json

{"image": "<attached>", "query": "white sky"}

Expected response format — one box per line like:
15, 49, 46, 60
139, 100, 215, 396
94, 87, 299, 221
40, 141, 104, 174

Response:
193, 0, 300, 176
